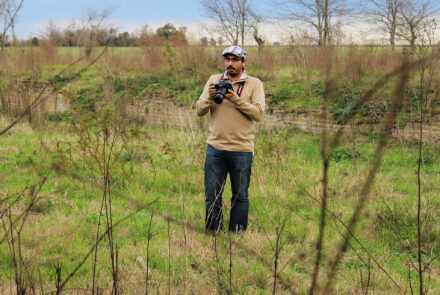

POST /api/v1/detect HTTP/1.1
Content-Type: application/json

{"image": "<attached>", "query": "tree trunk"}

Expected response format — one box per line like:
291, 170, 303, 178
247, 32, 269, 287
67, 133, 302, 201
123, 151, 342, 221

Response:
410, 33, 416, 54
0, 36, 5, 53
241, 10, 245, 46
317, 2, 323, 47
390, 33, 395, 51
254, 33, 264, 52
323, 0, 329, 47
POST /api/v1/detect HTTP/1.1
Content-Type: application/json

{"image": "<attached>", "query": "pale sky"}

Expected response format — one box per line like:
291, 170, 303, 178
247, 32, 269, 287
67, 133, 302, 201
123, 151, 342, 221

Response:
14, 0, 273, 38
11, 0, 404, 45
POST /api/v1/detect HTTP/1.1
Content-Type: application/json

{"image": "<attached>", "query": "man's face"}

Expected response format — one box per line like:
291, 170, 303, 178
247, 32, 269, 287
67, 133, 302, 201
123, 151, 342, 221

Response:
224, 54, 247, 77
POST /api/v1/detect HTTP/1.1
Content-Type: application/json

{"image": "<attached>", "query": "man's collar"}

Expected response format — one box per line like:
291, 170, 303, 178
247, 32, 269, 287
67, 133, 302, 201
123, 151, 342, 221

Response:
222, 70, 248, 84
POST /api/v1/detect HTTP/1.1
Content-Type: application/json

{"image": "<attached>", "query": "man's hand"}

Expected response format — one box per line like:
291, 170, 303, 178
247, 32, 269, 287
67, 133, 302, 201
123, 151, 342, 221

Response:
208, 86, 217, 100
225, 89, 234, 100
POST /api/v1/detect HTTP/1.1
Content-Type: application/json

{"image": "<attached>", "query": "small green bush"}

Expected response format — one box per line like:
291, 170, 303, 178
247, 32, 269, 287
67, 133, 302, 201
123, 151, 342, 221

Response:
331, 146, 362, 162
46, 110, 71, 122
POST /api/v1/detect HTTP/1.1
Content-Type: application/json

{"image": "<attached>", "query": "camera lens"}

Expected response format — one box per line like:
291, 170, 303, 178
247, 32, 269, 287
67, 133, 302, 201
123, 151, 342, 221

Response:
214, 92, 224, 104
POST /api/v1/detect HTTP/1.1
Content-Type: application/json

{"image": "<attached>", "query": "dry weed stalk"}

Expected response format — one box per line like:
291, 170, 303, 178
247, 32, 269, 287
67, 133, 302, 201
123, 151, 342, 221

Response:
213, 232, 222, 294
359, 256, 371, 295
0, 176, 47, 294
228, 233, 233, 294
167, 216, 171, 295
145, 210, 154, 295
92, 185, 106, 293
416, 62, 425, 295
303, 49, 440, 294
0, 188, 25, 219
290, 169, 403, 291
408, 264, 415, 295
54, 262, 62, 295
272, 218, 288, 295
3, 208, 25, 295
280, 53, 440, 295
55, 197, 160, 293
179, 184, 188, 293
322, 58, 411, 295
76, 101, 129, 295
309, 47, 333, 295
413, 41, 440, 295
141, 207, 300, 294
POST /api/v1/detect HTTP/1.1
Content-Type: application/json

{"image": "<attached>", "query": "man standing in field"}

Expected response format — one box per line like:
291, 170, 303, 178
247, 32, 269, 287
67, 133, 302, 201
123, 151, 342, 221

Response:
196, 46, 265, 233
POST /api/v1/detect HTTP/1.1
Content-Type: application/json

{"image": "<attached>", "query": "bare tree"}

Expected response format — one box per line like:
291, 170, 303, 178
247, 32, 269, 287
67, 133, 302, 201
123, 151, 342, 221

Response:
272, 0, 346, 46
249, 11, 265, 52
0, 0, 23, 52
251, 23, 265, 51
45, 21, 62, 46
200, 0, 260, 46
397, 0, 437, 54
76, 8, 113, 57
366, 0, 402, 50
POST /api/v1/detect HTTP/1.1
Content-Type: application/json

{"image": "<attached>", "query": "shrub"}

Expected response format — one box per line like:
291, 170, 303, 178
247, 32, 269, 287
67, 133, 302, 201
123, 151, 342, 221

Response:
46, 110, 72, 122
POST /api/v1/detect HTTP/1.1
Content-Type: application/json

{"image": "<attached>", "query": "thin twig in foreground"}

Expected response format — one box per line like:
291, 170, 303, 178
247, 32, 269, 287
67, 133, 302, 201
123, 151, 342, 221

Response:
323, 61, 410, 295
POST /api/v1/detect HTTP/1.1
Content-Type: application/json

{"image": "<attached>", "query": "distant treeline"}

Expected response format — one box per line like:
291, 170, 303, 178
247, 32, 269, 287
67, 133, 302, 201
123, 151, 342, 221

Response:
11, 23, 189, 47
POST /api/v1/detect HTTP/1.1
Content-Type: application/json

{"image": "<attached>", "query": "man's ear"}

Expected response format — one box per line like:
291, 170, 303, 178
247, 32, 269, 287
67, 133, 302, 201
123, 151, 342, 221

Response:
242, 58, 247, 67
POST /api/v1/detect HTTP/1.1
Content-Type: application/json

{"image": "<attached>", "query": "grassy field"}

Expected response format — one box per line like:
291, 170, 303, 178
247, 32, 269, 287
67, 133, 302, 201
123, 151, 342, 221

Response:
0, 45, 440, 294
1, 113, 440, 293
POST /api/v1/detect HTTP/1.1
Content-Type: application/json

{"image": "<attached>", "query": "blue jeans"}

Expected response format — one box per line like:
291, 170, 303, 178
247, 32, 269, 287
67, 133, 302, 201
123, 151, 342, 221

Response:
204, 145, 253, 232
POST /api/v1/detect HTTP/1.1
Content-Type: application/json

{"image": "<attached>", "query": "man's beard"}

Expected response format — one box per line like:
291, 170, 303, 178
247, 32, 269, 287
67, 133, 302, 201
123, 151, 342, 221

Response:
227, 66, 241, 77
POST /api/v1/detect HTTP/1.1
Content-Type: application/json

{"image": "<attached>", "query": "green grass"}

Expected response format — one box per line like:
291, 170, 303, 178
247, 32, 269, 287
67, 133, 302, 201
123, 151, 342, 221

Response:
1, 115, 439, 293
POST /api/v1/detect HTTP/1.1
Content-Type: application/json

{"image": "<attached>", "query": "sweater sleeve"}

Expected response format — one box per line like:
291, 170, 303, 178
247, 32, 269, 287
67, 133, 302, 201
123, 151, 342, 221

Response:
195, 77, 215, 117
229, 79, 265, 122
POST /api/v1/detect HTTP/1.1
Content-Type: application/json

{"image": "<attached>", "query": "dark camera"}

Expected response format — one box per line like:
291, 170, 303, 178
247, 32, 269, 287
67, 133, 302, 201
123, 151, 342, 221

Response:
210, 80, 233, 104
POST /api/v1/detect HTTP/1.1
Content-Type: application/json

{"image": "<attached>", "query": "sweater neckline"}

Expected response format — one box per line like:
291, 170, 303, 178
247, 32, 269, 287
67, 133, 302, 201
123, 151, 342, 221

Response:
222, 71, 248, 84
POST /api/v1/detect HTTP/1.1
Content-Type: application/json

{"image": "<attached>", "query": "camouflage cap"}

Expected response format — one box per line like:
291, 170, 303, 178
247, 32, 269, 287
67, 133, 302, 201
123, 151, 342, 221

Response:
222, 46, 247, 59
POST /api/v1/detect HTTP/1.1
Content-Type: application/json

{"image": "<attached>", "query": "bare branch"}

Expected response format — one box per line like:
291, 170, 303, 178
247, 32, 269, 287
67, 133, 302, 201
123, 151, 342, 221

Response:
0, 0, 24, 52
364, 0, 402, 50
200, 0, 261, 46
396, 0, 438, 53
272, 0, 347, 46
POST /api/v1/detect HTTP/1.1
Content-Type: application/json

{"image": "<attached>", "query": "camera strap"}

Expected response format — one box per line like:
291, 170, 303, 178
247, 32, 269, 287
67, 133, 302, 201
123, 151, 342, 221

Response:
237, 81, 246, 97
219, 75, 245, 97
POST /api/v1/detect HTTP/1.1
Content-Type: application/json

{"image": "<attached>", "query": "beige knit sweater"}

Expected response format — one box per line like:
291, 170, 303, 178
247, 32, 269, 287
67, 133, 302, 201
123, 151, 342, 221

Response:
195, 72, 265, 152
